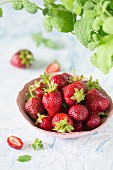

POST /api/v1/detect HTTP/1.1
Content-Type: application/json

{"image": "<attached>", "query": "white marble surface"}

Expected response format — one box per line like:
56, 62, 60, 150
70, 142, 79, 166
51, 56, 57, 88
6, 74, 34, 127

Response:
1, 2, 113, 170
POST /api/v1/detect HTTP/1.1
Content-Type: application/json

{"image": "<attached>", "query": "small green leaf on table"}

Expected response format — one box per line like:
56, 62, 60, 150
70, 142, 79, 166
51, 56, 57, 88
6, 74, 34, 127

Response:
17, 155, 32, 162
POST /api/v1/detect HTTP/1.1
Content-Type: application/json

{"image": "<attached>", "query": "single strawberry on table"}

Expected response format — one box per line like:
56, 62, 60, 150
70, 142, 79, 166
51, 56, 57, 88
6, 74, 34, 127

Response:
52, 113, 74, 133
41, 73, 63, 116
7, 136, 23, 149
36, 113, 52, 131
62, 81, 86, 106
46, 61, 60, 74
85, 88, 110, 114
11, 49, 34, 68
25, 87, 46, 120
69, 104, 89, 122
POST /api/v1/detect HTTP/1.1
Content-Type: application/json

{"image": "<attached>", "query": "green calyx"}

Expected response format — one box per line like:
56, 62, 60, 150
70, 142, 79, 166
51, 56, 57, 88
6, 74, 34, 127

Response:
70, 88, 85, 103
53, 118, 74, 133
98, 112, 108, 118
29, 80, 43, 92
26, 86, 36, 99
69, 70, 83, 82
40, 72, 57, 93
35, 113, 47, 124
19, 50, 34, 67
85, 76, 100, 91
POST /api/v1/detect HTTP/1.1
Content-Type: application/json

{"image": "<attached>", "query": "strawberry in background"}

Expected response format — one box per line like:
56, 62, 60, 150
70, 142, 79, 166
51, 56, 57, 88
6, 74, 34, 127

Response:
46, 61, 60, 74
11, 49, 34, 68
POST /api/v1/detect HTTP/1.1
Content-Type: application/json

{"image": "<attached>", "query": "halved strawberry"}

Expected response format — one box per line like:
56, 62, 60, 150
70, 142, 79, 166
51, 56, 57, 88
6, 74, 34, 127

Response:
46, 61, 60, 74
7, 136, 23, 149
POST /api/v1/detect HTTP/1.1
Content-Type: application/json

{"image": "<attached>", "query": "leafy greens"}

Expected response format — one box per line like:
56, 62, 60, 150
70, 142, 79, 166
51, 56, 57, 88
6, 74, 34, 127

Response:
1, 0, 113, 74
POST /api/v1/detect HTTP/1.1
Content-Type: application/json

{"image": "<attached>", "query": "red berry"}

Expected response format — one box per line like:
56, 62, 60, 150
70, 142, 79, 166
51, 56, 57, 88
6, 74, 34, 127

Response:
46, 61, 60, 74
52, 113, 74, 133
36, 114, 52, 131
85, 88, 110, 114
69, 104, 89, 121
85, 114, 101, 130
62, 81, 86, 105
51, 74, 68, 89
7, 136, 23, 149
11, 49, 34, 68
34, 83, 44, 97
74, 121, 85, 132
25, 96, 45, 120
61, 73, 72, 82
42, 90, 63, 117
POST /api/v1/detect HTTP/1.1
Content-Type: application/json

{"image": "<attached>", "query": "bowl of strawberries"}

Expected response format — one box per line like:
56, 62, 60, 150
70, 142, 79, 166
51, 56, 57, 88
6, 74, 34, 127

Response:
17, 71, 113, 138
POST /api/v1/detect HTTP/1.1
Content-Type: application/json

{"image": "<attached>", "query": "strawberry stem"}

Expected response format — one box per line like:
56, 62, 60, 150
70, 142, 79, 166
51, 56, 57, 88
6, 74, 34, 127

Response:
40, 72, 57, 93
53, 118, 74, 133
85, 76, 100, 90
70, 88, 85, 103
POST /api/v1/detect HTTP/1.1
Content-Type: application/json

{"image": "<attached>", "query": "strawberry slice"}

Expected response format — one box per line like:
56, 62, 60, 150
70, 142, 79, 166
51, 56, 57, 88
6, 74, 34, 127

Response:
46, 61, 60, 74
7, 136, 23, 149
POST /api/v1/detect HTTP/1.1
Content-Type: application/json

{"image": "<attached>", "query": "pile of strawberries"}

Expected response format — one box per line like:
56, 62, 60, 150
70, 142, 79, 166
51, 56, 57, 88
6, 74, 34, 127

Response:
25, 72, 110, 133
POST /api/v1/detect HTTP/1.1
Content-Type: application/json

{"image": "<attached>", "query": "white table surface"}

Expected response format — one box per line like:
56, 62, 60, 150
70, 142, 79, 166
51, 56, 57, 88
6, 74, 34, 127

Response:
1, 2, 113, 170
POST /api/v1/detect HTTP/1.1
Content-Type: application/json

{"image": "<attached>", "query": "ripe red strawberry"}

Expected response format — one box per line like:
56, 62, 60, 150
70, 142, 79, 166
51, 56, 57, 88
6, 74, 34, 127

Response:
62, 81, 86, 105
85, 114, 101, 130
36, 114, 52, 131
50, 74, 68, 89
74, 121, 85, 132
42, 90, 63, 116
41, 73, 63, 116
7, 136, 23, 149
85, 88, 110, 114
25, 96, 45, 120
52, 113, 74, 133
11, 49, 34, 68
69, 104, 89, 121
61, 73, 72, 81
46, 61, 60, 74
29, 80, 44, 97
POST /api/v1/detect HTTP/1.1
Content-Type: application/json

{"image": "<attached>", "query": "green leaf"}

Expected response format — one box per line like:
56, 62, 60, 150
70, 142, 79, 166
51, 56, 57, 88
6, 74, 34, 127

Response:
22, 0, 38, 14
88, 41, 100, 51
92, 17, 103, 31
91, 35, 113, 74
32, 138, 43, 150
103, 17, 113, 35
83, 10, 97, 18
49, 4, 74, 32
43, 16, 53, 32
61, 0, 74, 10
74, 17, 94, 47
73, 1, 82, 15
17, 155, 31, 162
0, 7, 3, 17
12, 0, 23, 10
44, 0, 55, 3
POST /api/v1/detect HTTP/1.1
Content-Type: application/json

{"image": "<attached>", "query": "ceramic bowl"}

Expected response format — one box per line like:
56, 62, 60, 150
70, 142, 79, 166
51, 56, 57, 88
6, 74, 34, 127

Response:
17, 77, 113, 139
